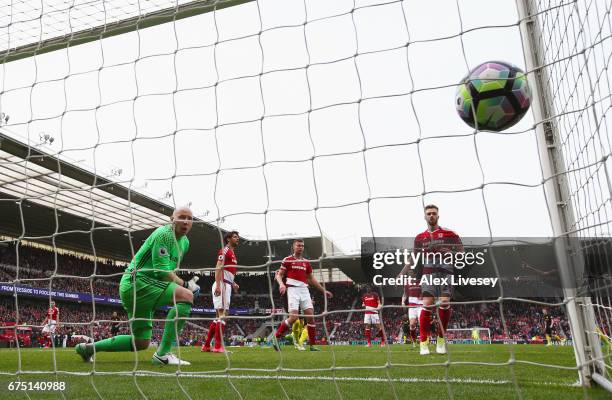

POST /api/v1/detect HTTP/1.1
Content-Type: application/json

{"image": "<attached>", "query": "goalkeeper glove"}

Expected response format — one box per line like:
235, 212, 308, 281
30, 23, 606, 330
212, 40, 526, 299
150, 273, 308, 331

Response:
183, 276, 200, 297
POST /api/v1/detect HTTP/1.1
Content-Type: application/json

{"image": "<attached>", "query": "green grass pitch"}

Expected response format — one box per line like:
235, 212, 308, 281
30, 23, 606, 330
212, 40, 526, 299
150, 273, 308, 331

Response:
0, 344, 609, 399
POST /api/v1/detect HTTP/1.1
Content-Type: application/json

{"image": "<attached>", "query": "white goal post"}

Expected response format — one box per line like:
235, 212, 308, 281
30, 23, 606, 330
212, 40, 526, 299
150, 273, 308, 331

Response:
517, 0, 610, 389
447, 328, 492, 344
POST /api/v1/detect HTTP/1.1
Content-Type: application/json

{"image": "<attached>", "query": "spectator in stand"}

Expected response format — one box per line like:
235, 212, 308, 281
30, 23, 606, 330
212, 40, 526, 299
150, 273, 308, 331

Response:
0, 244, 576, 346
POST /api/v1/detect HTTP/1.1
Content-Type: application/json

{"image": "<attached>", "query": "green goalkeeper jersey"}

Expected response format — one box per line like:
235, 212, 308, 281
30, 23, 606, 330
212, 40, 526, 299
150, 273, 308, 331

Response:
124, 224, 189, 281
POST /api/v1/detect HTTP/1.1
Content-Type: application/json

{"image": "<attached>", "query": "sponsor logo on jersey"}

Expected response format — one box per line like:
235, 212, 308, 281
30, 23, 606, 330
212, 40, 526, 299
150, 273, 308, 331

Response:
291, 263, 307, 271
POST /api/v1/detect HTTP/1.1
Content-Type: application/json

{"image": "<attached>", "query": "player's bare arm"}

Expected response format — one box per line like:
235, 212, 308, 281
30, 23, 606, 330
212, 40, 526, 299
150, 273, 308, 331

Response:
307, 274, 332, 298
276, 268, 287, 295
214, 259, 224, 297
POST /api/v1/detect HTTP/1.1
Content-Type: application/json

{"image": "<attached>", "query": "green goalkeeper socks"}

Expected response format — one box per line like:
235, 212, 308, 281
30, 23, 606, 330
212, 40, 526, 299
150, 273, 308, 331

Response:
157, 302, 192, 356
94, 335, 135, 352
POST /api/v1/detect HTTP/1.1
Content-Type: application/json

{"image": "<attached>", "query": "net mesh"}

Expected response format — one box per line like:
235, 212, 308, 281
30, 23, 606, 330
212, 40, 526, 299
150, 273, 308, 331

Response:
531, 0, 612, 381
0, 0, 610, 398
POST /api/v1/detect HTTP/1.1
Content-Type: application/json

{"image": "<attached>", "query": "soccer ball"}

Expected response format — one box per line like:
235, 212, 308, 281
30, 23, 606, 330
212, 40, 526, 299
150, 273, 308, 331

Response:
455, 61, 532, 132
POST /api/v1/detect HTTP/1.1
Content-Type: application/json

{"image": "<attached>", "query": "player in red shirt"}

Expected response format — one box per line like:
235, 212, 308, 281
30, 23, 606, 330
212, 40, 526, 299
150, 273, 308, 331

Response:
412, 204, 463, 355
41, 300, 59, 349
361, 286, 385, 347
273, 239, 332, 352
201, 231, 240, 353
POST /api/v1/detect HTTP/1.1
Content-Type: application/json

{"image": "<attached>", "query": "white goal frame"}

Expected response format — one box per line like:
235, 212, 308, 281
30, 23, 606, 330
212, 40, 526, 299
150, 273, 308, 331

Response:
517, 0, 609, 389
447, 328, 492, 344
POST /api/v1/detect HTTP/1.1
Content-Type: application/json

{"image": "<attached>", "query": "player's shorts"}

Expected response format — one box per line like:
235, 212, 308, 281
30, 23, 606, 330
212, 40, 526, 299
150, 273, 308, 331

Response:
42, 320, 57, 334
363, 313, 380, 324
119, 273, 177, 340
421, 271, 453, 298
407, 297, 423, 320
212, 281, 232, 310
287, 286, 313, 312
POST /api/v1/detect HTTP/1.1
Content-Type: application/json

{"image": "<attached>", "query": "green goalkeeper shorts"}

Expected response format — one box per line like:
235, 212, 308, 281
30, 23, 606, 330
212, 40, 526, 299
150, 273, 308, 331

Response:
119, 273, 178, 340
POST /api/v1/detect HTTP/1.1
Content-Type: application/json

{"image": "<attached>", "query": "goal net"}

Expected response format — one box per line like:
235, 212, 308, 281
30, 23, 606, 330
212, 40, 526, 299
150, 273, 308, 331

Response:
446, 328, 492, 345
0, 0, 610, 398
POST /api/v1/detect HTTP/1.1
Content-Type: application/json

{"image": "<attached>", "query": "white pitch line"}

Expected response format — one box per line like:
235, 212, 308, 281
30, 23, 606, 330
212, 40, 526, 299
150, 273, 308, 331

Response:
129, 373, 578, 387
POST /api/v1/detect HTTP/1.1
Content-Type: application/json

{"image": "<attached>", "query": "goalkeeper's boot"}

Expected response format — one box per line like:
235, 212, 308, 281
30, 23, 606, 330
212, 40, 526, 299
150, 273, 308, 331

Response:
309, 345, 320, 352
152, 352, 191, 366
297, 343, 306, 351
75, 343, 94, 363
436, 336, 447, 354
419, 339, 430, 355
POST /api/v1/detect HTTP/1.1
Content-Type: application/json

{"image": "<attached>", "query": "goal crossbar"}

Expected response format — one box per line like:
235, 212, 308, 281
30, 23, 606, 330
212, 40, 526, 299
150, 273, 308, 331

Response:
0, 0, 255, 65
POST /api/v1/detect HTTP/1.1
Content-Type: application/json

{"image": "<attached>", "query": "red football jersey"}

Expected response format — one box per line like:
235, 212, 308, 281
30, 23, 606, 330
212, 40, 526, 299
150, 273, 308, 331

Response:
362, 292, 380, 314
280, 255, 312, 287
47, 306, 58, 320
414, 226, 462, 274
217, 245, 237, 281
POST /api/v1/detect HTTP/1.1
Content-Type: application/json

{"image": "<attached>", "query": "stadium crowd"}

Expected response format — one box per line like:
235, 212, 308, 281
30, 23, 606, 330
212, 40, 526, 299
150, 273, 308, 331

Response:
0, 244, 573, 347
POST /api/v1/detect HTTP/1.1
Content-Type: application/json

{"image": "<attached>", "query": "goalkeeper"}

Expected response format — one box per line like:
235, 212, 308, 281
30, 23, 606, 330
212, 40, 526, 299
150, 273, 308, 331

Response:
76, 206, 200, 366
471, 328, 480, 344
292, 318, 308, 350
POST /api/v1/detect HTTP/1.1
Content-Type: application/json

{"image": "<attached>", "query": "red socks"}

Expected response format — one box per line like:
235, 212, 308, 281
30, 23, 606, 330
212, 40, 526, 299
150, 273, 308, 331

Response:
375, 329, 385, 345
410, 325, 418, 342
419, 306, 451, 342
438, 307, 451, 337
307, 324, 316, 346
214, 320, 225, 350
365, 328, 371, 344
274, 320, 316, 345
419, 308, 432, 343
275, 319, 290, 339
204, 319, 228, 350
204, 321, 216, 348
